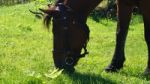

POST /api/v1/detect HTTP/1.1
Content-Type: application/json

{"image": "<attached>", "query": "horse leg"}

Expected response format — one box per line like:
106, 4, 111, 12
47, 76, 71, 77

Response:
143, 17, 150, 75
105, 0, 133, 72
138, 1, 150, 75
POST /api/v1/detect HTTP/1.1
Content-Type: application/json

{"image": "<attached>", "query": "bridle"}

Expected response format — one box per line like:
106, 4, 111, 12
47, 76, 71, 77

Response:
52, 3, 89, 66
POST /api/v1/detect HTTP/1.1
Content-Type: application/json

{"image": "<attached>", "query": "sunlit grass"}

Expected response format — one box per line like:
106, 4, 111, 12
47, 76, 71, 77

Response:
0, 3, 150, 84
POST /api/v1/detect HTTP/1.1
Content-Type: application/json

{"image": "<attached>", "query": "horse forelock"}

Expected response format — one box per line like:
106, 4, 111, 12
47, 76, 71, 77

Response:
43, 14, 52, 29
42, 6, 58, 29
43, 0, 69, 29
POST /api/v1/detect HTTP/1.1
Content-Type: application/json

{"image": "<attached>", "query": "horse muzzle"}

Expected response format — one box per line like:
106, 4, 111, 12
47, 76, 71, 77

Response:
52, 50, 78, 68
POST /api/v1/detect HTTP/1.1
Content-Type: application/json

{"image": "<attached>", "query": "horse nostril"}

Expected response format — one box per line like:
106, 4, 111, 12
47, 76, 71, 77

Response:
65, 57, 74, 65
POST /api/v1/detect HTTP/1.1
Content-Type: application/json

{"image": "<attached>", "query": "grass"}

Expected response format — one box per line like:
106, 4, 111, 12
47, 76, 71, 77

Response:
0, 3, 150, 84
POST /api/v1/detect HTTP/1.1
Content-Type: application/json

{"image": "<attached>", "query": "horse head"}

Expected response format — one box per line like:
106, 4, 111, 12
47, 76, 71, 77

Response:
31, 3, 89, 72
30, 0, 102, 72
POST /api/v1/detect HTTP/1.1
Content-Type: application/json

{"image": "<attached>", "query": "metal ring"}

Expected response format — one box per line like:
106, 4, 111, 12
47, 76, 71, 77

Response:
65, 57, 74, 65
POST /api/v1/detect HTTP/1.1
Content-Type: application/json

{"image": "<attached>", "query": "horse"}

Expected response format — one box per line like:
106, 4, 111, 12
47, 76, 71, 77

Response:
105, 0, 150, 74
32, 0, 103, 72
31, 0, 150, 74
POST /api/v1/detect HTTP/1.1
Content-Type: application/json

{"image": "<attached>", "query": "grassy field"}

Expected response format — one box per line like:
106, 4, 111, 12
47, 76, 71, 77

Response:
0, 3, 150, 84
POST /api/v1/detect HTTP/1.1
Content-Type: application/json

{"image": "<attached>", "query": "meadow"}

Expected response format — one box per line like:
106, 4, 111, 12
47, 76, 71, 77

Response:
0, 2, 150, 84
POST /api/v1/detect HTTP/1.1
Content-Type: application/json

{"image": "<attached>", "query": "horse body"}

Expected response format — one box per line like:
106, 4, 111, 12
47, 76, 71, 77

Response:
106, 0, 150, 74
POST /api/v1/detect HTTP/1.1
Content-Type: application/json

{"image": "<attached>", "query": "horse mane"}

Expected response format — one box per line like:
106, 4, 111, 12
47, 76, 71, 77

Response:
43, 0, 67, 29
41, 5, 56, 29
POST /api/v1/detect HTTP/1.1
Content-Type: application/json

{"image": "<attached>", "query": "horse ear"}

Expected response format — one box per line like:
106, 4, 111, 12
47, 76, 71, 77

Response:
47, 4, 52, 8
39, 7, 59, 15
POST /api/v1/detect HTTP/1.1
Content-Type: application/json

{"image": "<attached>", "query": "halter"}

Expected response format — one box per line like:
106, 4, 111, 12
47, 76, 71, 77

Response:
52, 3, 89, 66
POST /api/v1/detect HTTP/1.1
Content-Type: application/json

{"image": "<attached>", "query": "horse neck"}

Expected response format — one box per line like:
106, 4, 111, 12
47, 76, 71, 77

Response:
56, 0, 102, 13
56, 0, 102, 22
66, 0, 102, 22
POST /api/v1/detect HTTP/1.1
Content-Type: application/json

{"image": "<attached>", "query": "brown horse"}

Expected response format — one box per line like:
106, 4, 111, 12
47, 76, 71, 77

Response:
105, 0, 150, 74
36, 0, 103, 72
31, 0, 150, 74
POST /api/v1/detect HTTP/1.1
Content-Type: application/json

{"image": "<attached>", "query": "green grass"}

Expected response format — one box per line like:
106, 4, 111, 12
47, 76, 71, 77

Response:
0, 3, 150, 84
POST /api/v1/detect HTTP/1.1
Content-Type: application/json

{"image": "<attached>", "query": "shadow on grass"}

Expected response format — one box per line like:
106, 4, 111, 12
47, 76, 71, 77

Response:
65, 71, 116, 84
142, 75, 150, 81
118, 70, 150, 81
